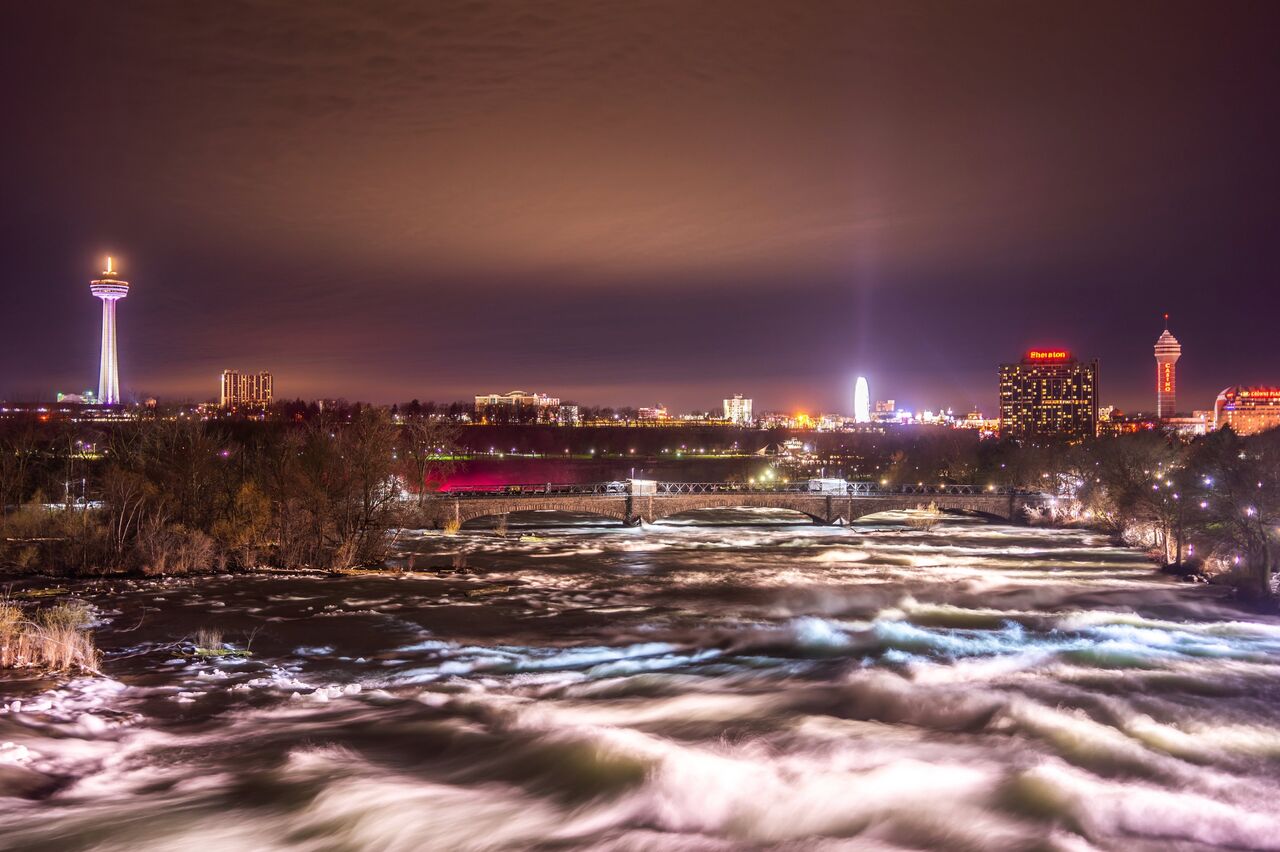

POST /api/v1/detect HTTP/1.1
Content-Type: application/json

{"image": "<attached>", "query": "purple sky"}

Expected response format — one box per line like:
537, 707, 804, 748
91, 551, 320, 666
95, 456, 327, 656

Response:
2, 1, 1279, 414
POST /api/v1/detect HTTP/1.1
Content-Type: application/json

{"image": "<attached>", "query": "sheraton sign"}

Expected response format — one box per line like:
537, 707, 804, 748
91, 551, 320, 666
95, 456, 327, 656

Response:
1023, 349, 1072, 363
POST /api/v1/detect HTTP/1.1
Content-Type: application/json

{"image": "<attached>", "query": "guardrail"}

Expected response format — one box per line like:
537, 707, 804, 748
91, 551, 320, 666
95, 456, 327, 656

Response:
655, 482, 811, 494
438, 483, 624, 497
433, 481, 1041, 499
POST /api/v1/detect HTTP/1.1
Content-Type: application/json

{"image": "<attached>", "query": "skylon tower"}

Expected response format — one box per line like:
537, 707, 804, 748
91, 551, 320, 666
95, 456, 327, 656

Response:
90, 257, 129, 405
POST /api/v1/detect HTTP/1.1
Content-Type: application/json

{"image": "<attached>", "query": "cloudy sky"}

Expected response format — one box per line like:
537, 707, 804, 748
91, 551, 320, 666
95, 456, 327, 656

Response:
2, 1, 1278, 413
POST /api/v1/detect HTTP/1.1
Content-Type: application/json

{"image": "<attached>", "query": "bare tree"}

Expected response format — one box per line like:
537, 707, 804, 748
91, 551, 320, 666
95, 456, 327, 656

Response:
398, 418, 461, 507
0, 424, 41, 516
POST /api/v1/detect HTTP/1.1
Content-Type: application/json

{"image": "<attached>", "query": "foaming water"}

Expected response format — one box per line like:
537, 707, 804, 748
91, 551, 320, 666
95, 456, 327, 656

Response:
2, 511, 1279, 851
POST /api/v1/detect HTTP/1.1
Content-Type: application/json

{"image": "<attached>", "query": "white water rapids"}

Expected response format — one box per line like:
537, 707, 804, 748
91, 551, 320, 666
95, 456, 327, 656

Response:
2, 510, 1279, 851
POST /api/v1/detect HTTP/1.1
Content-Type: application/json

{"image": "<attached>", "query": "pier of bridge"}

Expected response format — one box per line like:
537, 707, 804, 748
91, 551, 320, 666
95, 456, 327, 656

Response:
401, 480, 1051, 529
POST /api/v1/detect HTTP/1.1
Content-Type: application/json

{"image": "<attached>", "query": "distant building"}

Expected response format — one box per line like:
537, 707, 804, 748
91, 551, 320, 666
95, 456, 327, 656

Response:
1154, 315, 1182, 418
1163, 413, 1208, 438
853, 377, 870, 423
1098, 411, 1159, 437
959, 410, 997, 432
474, 390, 560, 423
871, 399, 900, 424
557, 405, 580, 426
56, 390, 97, 404
638, 405, 669, 421
220, 370, 273, 409
1214, 387, 1280, 435
0, 401, 136, 423
756, 412, 792, 429
723, 395, 752, 425
999, 349, 1099, 440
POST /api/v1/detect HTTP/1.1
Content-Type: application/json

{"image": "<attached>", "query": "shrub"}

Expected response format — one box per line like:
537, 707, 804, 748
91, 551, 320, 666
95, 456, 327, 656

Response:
195, 627, 223, 651
0, 505, 113, 575
0, 598, 100, 673
135, 522, 216, 576
210, 482, 272, 569
0, 600, 22, 668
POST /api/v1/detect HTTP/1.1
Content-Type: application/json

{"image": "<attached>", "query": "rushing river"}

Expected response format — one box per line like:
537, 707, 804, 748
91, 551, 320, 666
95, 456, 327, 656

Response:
3, 510, 1280, 851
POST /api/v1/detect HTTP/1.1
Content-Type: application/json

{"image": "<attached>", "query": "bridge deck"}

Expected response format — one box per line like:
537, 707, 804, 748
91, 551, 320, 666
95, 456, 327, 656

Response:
402, 481, 1051, 528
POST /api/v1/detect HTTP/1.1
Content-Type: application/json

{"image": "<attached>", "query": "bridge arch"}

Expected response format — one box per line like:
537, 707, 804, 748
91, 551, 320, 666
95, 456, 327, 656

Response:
650, 504, 827, 525
939, 507, 1013, 523
422, 495, 633, 529
458, 506, 630, 528
845, 505, 1013, 525
639, 493, 836, 524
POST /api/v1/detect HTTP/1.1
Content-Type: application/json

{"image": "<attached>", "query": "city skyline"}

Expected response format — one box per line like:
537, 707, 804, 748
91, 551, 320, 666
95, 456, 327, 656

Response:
3, 3, 1279, 411
0, 263, 1261, 421
0, 255, 1255, 424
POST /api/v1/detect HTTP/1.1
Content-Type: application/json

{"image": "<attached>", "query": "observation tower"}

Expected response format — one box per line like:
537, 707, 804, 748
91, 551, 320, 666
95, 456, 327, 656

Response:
90, 257, 129, 405
1154, 314, 1181, 419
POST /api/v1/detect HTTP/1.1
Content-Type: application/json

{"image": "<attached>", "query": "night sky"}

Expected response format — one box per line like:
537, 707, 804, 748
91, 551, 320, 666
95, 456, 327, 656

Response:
3, 1, 1279, 414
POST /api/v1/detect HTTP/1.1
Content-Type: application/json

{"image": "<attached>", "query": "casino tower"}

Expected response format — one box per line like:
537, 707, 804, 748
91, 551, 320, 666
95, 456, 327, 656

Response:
1154, 315, 1181, 419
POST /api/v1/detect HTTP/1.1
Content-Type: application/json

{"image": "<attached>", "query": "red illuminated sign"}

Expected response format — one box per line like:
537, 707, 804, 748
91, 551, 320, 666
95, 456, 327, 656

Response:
1025, 349, 1071, 362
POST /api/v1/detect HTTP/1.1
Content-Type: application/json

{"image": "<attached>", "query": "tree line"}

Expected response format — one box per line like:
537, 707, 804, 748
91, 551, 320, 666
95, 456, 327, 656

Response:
0, 411, 457, 575
1056, 428, 1280, 599
2, 415, 1276, 598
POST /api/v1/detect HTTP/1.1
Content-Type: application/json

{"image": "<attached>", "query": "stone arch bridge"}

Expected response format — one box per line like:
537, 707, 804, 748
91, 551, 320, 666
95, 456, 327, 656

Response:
402, 481, 1052, 529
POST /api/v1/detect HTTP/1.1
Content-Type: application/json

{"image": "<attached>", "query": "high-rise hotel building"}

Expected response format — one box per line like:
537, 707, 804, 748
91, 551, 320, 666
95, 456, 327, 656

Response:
723, 394, 753, 425
1154, 315, 1181, 418
999, 349, 1099, 440
220, 370, 273, 409
1213, 387, 1280, 435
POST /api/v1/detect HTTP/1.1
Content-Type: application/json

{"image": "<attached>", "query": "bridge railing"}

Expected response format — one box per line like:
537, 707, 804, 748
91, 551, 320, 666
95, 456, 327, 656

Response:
432, 481, 1044, 499
655, 482, 811, 494
437, 482, 626, 498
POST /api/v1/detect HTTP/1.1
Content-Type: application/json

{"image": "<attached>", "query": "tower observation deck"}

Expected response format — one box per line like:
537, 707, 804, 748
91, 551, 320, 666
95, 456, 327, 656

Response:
90, 257, 129, 405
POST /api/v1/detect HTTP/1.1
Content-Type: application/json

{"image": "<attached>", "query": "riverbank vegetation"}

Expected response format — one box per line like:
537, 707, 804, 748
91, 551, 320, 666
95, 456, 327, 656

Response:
1, 411, 457, 575
981, 429, 1279, 601
2, 414, 1276, 598
1082, 430, 1278, 599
